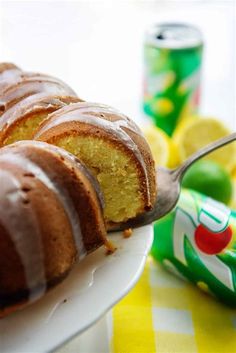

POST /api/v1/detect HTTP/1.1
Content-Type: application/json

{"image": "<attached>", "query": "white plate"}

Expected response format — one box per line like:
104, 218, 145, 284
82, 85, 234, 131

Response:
0, 225, 153, 353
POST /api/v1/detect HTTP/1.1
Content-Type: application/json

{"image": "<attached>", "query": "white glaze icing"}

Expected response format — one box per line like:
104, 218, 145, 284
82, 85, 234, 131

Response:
0, 72, 76, 96
0, 169, 46, 302
0, 152, 86, 260
0, 79, 76, 113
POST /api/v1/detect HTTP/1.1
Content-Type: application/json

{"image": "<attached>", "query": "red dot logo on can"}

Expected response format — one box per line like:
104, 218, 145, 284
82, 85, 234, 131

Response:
194, 224, 232, 255
172, 191, 234, 291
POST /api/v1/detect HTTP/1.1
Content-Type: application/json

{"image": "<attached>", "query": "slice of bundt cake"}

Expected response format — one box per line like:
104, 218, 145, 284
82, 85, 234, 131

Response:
0, 94, 82, 146
0, 140, 109, 318
34, 102, 157, 228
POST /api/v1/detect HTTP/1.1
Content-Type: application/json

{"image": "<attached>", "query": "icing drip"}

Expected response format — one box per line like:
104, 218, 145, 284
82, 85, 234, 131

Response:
35, 103, 151, 203
0, 169, 46, 302
0, 152, 87, 260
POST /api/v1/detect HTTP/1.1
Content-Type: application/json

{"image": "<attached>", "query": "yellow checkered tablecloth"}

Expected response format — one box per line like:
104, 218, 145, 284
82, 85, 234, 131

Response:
111, 257, 236, 353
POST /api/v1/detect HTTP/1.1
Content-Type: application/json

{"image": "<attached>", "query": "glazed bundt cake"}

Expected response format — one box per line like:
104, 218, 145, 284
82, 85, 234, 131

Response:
0, 140, 109, 317
0, 63, 81, 146
34, 102, 156, 227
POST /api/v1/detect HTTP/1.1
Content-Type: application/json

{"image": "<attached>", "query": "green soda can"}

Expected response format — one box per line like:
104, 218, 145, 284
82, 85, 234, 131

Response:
151, 189, 236, 305
143, 23, 203, 136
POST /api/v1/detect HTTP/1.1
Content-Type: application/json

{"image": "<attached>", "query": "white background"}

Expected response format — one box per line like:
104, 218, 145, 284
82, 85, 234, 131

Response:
0, 1, 235, 130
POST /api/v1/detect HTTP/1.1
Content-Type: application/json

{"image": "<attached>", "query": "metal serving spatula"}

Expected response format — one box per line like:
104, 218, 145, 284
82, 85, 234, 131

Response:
112, 132, 236, 231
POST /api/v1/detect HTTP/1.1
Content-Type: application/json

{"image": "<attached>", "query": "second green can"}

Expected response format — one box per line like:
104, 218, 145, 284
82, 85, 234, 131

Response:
143, 23, 203, 136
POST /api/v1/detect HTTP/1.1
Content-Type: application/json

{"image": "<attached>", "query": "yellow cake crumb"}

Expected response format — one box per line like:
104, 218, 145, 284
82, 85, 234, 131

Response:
5, 114, 48, 145
123, 228, 133, 238
57, 136, 143, 223
105, 238, 117, 255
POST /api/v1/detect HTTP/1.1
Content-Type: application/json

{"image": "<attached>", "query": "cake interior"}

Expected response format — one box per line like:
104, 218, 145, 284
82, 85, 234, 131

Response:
56, 135, 144, 223
4, 113, 48, 145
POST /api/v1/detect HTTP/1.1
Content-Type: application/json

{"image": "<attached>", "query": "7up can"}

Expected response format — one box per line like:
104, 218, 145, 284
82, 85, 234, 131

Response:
151, 189, 236, 305
143, 23, 203, 136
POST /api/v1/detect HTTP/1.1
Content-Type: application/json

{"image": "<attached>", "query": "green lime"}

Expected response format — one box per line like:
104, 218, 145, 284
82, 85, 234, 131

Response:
182, 160, 233, 205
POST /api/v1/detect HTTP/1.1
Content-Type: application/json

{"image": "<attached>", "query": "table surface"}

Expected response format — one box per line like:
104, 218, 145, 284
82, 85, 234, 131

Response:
0, 2, 235, 353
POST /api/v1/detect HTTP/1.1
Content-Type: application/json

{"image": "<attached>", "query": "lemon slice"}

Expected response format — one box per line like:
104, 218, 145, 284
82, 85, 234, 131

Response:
173, 117, 236, 172
143, 125, 180, 168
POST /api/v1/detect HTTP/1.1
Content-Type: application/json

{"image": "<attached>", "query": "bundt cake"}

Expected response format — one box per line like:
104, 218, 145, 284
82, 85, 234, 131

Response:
34, 102, 157, 228
0, 140, 109, 318
0, 63, 81, 146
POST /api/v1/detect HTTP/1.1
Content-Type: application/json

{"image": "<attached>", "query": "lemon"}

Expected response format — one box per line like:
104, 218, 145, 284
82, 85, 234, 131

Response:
173, 117, 236, 172
143, 125, 180, 168
182, 160, 233, 205
168, 139, 180, 168
175, 115, 198, 133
